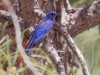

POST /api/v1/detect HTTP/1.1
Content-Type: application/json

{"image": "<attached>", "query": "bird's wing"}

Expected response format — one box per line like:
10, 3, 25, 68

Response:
26, 20, 54, 49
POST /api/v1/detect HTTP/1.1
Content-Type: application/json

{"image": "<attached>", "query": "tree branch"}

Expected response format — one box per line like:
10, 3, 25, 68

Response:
44, 37, 67, 75
0, 10, 10, 16
58, 1, 90, 75
56, 22, 90, 75
65, 0, 72, 10
2, 0, 42, 75
69, 0, 100, 37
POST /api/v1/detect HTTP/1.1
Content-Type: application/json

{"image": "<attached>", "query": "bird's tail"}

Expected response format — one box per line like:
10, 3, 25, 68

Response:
25, 39, 35, 54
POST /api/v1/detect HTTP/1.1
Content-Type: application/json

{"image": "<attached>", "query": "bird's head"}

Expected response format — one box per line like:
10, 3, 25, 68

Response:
43, 12, 57, 21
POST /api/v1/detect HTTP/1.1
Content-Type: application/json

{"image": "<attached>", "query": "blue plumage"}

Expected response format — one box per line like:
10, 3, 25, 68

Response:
26, 12, 57, 54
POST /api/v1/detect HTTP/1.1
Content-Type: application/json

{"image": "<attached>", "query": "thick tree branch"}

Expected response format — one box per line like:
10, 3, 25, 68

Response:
44, 37, 67, 75
69, 0, 100, 37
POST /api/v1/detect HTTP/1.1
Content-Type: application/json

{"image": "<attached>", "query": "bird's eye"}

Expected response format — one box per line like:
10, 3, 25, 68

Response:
51, 13, 55, 16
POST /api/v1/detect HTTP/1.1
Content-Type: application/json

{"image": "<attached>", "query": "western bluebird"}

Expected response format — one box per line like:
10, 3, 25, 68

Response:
26, 11, 57, 54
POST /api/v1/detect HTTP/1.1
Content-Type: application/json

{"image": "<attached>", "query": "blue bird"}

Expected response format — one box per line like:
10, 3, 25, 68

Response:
26, 12, 57, 54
